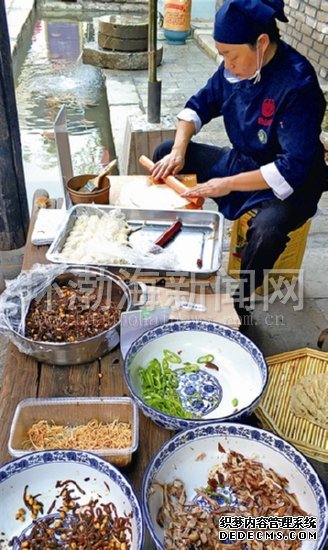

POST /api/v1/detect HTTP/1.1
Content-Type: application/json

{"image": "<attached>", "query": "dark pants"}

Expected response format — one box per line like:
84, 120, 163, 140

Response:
153, 139, 229, 183
153, 140, 323, 304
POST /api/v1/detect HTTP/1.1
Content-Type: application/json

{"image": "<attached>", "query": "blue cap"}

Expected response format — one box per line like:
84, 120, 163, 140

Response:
214, 0, 288, 44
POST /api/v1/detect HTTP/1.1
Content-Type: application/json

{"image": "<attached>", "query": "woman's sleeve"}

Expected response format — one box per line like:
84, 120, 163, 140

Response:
261, 82, 326, 198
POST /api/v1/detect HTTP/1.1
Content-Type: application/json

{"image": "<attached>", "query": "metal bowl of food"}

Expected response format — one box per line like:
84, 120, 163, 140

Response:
1, 264, 146, 365
0, 449, 144, 548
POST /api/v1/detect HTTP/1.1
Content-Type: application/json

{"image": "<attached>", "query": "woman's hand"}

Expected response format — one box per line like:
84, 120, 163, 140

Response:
181, 177, 232, 198
151, 151, 185, 180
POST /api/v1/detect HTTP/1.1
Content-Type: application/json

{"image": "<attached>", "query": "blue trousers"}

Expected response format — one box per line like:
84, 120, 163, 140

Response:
153, 140, 323, 300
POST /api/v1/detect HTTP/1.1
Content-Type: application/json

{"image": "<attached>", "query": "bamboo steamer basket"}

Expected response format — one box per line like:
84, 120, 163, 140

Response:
255, 348, 328, 462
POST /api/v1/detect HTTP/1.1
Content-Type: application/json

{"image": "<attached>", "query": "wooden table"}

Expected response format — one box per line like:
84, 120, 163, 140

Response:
0, 191, 237, 492
0, 197, 172, 492
1, 191, 326, 549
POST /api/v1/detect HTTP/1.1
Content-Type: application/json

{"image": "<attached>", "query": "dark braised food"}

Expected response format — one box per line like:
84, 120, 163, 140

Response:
10, 480, 132, 549
25, 284, 120, 342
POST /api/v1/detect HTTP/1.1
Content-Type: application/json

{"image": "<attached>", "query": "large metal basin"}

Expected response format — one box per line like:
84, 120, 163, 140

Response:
2, 266, 145, 366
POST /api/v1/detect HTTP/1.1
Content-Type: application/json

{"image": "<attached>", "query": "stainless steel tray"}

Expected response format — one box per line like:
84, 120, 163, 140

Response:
46, 205, 224, 276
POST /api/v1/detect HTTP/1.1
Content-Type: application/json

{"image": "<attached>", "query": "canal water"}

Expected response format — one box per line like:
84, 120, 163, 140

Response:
14, 11, 116, 209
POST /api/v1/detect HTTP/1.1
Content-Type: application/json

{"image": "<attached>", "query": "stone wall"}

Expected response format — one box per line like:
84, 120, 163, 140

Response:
283, 0, 327, 84
215, 0, 327, 86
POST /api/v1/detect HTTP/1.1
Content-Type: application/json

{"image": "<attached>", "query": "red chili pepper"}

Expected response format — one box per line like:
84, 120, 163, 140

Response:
196, 258, 203, 268
154, 219, 182, 248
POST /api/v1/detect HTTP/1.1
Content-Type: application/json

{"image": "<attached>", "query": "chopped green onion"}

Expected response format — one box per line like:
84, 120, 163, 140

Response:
163, 349, 182, 364
232, 398, 239, 407
181, 363, 200, 373
197, 354, 215, 364
137, 352, 192, 418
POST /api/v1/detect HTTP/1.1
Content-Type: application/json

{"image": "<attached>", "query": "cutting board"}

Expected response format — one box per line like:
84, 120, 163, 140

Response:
110, 174, 201, 210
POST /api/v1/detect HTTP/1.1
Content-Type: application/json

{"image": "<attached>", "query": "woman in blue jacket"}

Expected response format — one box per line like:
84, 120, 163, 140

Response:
152, 0, 327, 320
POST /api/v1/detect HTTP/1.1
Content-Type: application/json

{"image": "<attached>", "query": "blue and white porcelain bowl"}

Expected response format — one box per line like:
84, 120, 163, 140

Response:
142, 422, 328, 550
124, 320, 268, 430
0, 450, 144, 549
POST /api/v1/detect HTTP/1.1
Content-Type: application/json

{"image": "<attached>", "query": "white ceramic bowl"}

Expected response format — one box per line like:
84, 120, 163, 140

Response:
124, 320, 268, 430
0, 450, 143, 549
142, 422, 328, 549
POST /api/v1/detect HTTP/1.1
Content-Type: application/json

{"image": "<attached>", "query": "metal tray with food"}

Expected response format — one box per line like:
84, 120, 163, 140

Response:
46, 205, 224, 276
9, 397, 139, 467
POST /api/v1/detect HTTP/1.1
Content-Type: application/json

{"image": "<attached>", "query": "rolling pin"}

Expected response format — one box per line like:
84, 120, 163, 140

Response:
139, 155, 204, 208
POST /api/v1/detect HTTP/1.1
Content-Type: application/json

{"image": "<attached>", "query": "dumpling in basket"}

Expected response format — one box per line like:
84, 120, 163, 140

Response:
290, 373, 328, 429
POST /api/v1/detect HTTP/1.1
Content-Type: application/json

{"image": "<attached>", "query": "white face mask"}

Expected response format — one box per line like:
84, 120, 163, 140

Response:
223, 68, 242, 83
223, 42, 264, 84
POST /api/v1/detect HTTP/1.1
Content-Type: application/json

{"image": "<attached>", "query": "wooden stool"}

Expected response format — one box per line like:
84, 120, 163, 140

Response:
227, 210, 312, 295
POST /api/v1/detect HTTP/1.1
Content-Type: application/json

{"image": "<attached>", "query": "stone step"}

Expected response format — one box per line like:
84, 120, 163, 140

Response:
99, 14, 148, 39
98, 34, 148, 51
83, 41, 163, 70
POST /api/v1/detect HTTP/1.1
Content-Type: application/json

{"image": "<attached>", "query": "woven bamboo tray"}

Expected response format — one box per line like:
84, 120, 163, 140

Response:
255, 348, 328, 462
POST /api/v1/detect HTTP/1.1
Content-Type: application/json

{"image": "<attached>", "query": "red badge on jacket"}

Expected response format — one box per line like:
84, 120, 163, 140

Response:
262, 99, 275, 118
258, 98, 275, 126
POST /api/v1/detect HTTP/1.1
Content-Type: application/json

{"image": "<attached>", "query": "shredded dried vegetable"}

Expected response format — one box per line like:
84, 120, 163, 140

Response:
22, 419, 132, 451
156, 450, 309, 549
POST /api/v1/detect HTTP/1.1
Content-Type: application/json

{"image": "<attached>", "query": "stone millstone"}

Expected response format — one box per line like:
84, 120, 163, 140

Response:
98, 14, 148, 40
83, 42, 163, 71
98, 33, 147, 52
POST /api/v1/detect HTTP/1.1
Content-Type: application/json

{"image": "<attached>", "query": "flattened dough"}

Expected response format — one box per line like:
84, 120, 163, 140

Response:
290, 373, 328, 429
118, 178, 190, 209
